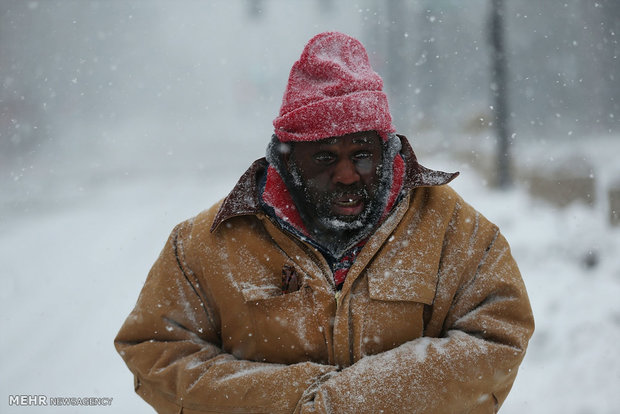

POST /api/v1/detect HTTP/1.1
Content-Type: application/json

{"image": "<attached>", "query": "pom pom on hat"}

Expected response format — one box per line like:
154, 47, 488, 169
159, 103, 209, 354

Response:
273, 32, 395, 142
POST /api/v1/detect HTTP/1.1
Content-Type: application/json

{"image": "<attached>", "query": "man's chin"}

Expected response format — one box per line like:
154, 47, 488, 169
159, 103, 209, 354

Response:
313, 201, 376, 230
317, 215, 366, 231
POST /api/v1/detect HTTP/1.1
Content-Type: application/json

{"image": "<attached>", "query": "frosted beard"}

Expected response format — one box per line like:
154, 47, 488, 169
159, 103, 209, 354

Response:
271, 134, 401, 259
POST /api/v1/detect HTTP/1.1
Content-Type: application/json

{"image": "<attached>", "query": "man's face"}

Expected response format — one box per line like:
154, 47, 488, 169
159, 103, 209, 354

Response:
285, 130, 384, 236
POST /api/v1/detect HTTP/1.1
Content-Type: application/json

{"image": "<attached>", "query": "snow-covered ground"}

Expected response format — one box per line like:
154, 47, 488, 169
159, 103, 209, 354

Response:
1, 131, 619, 413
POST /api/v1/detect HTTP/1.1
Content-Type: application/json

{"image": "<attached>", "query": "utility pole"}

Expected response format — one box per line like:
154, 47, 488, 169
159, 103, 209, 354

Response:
489, 0, 512, 188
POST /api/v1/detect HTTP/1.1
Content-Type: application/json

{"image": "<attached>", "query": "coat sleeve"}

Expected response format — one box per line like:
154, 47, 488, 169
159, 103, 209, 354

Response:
114, 221, 337, 414
304, 226, 535, 413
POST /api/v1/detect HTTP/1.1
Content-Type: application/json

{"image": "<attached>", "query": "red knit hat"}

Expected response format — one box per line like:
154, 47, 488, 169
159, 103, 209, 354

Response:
273, 32, 395, 142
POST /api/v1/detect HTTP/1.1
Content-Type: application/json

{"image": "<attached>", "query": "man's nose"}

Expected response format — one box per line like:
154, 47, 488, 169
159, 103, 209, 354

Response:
332, 159, 360, 185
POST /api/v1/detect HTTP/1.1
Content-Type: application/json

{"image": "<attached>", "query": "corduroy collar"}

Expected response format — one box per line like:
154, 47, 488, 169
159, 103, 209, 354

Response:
210, 135, 458, 232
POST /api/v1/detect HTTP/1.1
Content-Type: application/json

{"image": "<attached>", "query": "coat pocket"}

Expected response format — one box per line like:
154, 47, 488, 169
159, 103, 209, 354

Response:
240, 282, 326, 365
352, 270, 437, 358
239, 264, 302, 301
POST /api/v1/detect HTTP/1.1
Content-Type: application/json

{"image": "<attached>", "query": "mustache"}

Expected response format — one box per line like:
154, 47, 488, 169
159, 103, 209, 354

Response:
321, 185, 369, 202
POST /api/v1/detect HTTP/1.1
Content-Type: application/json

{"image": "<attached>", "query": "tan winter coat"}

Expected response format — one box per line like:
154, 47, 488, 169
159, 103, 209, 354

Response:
115, 137, 534, 414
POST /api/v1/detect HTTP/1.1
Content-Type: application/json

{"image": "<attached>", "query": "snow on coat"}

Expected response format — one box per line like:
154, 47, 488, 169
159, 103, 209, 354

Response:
114, 136, 534, 414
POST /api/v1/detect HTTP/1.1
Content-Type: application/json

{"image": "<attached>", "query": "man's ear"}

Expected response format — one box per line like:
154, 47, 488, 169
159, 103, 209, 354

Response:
266, 136, 293, 172
281, 143, 293, 170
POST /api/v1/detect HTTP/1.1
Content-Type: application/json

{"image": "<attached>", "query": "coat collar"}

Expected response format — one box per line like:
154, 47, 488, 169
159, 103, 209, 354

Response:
210, 135, 459, 232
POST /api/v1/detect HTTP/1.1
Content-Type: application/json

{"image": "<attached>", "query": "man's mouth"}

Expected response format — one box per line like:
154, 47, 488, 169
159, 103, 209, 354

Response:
332, 195, 365, 216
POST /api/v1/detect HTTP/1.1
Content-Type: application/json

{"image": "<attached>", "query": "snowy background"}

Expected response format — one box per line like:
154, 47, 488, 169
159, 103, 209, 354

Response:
1, 1, 619, 413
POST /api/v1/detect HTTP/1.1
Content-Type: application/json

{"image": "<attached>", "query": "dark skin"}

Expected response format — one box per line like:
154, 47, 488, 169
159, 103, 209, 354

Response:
283, 131, 384, 245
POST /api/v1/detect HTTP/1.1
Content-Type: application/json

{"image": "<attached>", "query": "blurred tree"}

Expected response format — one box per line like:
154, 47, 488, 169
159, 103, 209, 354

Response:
596, 0, 620, 130
489, 0, 512, 188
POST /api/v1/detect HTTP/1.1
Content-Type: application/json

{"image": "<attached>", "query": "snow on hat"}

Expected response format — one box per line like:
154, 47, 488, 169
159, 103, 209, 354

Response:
273, 31, 395, 142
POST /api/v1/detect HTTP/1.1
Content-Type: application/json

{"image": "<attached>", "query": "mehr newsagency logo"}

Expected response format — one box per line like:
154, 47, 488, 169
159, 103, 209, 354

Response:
9, 395, 113, 407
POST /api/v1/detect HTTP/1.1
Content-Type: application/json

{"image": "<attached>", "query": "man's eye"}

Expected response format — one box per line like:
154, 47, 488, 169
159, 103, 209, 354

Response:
353, 151, 373, 161
313, 152, 335, 164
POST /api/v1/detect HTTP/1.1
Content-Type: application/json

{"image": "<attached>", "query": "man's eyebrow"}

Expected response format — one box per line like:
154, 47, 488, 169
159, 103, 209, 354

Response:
321, 138, 339, 145
315, 135, 377, 147
351, 137, 375, 145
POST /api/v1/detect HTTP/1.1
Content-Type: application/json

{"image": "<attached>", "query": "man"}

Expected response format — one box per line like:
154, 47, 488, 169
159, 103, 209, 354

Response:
115, 32, 534, 413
